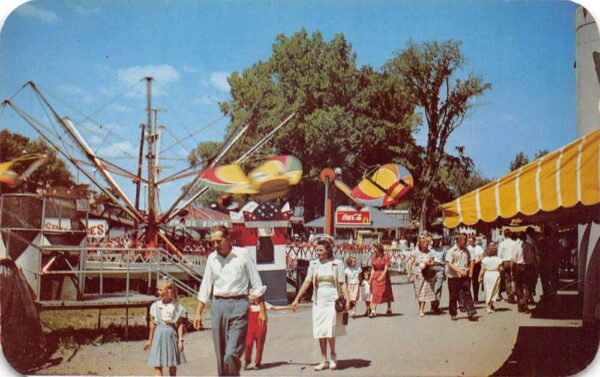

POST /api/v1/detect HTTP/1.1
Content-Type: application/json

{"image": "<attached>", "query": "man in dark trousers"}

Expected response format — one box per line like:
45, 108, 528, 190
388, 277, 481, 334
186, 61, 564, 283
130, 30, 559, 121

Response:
538, 226, 561, 299
446, 233, 478, 321
193, 225, 267, 376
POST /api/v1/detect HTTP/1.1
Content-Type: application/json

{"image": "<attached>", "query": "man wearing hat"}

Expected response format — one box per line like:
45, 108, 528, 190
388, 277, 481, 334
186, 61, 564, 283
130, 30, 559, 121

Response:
429, 233, 446, 313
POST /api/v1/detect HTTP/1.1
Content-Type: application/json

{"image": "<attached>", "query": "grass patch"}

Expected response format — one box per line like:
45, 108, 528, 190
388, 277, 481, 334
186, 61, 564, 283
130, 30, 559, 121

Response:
39, 294, 202, 352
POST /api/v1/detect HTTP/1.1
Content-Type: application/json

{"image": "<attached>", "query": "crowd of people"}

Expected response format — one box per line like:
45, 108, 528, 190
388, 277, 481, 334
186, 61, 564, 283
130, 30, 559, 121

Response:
142, 224, 572, 376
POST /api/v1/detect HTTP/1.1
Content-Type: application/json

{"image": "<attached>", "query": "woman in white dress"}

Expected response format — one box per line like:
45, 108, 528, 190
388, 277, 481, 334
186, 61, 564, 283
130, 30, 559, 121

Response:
291, 240, 350, 371
478, 242, 504, 313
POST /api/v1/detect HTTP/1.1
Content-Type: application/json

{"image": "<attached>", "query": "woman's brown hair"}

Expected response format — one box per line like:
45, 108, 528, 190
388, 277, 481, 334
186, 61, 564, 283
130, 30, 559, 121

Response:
372, 242, 385, 255
316, 239, 334, 258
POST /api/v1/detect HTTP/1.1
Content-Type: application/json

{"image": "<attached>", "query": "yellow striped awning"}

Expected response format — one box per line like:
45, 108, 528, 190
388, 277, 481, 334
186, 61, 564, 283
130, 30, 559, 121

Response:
441, 127, 600, 228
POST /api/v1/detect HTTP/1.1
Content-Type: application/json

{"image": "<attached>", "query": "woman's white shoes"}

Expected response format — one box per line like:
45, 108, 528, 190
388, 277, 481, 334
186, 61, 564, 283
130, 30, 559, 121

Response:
314, 361, 329, 371
330, 355, 338, 370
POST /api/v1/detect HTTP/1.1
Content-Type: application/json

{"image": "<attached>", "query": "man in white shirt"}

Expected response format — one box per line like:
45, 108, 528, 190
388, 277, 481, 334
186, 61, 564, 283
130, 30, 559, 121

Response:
510, 232, 526, 312
445, 234, 478, 321
467, 235, 485, 303
429, 234, 446, 313
193, 225, 267, 376
497, 229, 516, 303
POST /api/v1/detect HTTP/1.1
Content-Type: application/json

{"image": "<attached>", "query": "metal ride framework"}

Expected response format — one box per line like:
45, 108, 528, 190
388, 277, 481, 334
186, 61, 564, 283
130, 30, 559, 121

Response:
1, 78, 295, 330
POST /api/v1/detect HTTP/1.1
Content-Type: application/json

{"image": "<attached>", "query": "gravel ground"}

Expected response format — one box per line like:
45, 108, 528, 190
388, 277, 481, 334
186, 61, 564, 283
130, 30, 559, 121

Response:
29, 274, 585, 376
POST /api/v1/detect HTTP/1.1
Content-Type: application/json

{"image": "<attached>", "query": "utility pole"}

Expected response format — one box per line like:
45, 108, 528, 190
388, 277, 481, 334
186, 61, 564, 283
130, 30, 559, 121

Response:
145, 77, 158, 246
134, 123, 145, 243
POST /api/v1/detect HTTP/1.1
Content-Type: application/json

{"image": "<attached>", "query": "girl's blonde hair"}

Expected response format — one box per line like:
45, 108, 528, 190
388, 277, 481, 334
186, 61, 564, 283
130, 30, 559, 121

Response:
158, 279, 178, 300
418, 238, 430, 251
346, 256, 356, 265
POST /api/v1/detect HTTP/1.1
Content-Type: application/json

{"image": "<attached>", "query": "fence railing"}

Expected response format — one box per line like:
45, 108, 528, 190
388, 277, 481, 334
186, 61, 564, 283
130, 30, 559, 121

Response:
37, 246, 205, 301
284, 244, 412, 289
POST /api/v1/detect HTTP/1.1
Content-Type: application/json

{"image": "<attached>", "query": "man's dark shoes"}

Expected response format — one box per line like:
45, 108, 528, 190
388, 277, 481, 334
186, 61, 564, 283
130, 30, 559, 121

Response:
468, 314, 479, 321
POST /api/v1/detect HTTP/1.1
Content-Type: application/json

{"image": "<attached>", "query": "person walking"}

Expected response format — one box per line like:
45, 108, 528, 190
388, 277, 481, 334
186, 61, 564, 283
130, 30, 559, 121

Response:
145, 279, 186, 376
538, 226, 561, 299
522, 228, 540, 305
498, 229, 516, 303
193, 225, 267, 376
407, 238, 436, 317
291, 240, 350, 371
510, 233, 527, 312
478, 243, 504, 313
446, 234, 478, 321
243, 296, 290, 371
467, 235, 485, 303
429, 234, 447, 313
344, 256, 362, 318
360, 269, 372, 316
369, 243, 394, 317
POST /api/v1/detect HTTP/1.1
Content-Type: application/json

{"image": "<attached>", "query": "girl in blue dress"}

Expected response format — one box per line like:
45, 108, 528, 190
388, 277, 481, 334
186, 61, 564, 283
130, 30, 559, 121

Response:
144, 280, 186, 376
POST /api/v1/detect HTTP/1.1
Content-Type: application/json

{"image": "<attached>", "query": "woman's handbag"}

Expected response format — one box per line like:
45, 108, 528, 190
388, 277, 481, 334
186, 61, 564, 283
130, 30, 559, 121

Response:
333, 264, 347, 313
335, 297, 347, 312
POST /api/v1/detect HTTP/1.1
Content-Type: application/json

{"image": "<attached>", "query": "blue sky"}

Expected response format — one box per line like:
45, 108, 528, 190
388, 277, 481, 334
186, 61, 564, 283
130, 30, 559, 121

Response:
0, 0, 584, 210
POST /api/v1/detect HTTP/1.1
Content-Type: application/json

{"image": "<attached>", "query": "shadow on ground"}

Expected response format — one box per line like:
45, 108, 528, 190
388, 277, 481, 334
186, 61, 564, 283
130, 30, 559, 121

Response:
530, 294, 582, 320
252, 361, 289, 370
334, 358, 372, 370
491, 324, 599, 376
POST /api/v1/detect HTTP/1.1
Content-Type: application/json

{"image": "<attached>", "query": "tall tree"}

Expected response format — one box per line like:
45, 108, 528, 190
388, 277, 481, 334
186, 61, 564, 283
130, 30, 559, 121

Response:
509, 151, 530, 172
192, 29, 419, 219
384, 40, 492, 231
0, 130, 74, 193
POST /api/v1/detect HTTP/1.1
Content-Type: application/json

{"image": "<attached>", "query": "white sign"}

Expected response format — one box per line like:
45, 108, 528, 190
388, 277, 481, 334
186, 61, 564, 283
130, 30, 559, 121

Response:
258, 228, 274, 237
86, 219, 108, 238
43, 218, 72, 231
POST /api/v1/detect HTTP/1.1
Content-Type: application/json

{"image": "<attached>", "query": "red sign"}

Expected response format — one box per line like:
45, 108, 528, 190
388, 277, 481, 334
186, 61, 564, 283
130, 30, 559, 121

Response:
336, 210, 371, 225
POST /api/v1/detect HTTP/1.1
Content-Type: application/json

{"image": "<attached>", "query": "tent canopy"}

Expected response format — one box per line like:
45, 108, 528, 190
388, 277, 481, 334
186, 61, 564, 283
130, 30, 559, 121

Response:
305, 206, 411, 229
441, 127, 600, 228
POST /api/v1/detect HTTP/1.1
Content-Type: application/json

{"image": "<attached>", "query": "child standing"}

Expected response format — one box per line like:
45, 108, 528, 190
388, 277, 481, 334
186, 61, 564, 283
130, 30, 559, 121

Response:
361, 269, 372, 316
144, 279, 186, 376
243, 296, 290, 370
344, 256, 362, 318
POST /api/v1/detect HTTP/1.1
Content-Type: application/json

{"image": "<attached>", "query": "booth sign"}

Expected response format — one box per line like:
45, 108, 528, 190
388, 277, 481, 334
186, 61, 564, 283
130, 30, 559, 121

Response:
336, 210, 371, 225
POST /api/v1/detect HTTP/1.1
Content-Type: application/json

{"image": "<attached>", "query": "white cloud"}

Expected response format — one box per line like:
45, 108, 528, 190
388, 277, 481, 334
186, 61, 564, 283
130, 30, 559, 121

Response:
193, 96, 218, 105
181, 65, 200, 74
74, 6, 101, 15
96, 141, 136, 158
58, 84, 95, 103
114, 65, 181, 98
89, 134, 104, 145
16, 4, 58, 24
116, 65, 180, 86
209, 71, 230, 93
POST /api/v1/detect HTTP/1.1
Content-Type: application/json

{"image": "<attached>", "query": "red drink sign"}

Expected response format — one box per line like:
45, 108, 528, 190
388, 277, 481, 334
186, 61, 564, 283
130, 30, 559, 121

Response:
336, 210, 371, 225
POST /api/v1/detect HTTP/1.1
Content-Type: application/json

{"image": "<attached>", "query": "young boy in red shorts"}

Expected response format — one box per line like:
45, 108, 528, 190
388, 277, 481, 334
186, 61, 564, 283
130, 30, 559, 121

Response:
243, 296, 290, 370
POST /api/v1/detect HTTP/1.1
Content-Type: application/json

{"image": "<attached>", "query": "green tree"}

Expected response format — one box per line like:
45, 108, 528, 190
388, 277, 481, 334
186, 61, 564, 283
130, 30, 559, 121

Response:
509, 151, 530, 172
193, 29, 419, 219
384, 40, 492, 231
533, 149, 549, 160
0, 130, 75, 193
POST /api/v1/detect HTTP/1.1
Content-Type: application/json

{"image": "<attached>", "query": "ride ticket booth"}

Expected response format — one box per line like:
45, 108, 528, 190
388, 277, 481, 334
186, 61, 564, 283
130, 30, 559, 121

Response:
229, 201, 291, 305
